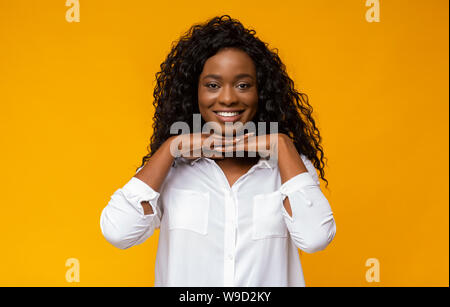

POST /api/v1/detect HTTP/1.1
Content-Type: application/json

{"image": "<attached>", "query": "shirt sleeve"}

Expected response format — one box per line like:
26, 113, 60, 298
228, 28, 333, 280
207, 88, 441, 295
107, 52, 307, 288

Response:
279, 156, 336, 254
100, 168, 162, 250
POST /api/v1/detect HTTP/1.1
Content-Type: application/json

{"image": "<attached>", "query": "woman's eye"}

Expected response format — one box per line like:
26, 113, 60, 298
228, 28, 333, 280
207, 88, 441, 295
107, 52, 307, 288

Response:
237, 83, 250, 89
207, 83, 219, 89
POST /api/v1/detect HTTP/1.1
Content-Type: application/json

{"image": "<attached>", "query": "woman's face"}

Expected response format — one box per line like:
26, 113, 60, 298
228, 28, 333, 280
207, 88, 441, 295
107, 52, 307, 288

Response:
198, 47, 258, 136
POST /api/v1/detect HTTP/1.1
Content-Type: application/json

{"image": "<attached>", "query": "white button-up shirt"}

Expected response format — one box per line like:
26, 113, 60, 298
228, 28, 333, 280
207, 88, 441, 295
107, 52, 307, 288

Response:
100, 154, 336, 287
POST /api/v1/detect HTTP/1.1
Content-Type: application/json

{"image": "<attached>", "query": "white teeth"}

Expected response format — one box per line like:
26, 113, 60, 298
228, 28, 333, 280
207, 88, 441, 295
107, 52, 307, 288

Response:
216, 112, 241, 117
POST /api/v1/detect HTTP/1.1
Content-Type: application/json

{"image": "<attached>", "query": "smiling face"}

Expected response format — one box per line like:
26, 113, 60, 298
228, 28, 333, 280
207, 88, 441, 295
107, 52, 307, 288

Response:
198, 47, 258, 136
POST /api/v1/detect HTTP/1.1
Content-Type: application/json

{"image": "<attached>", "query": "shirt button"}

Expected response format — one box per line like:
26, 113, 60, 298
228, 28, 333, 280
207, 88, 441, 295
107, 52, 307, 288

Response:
300, 189, 313, 206
228, 254, 234, 260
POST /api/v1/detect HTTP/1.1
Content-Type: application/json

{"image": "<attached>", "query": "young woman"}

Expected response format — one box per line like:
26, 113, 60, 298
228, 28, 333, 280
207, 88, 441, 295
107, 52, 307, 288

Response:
100, 15, 336, 287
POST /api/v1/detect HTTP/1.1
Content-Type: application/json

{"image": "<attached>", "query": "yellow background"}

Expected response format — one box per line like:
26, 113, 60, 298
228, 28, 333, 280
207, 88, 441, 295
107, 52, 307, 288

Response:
0, 0, 448, 286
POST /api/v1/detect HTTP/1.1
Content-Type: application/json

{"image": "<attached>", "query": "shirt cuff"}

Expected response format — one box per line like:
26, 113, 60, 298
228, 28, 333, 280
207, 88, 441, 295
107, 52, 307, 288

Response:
122, 177, 160, 217
280, 171, 317, 194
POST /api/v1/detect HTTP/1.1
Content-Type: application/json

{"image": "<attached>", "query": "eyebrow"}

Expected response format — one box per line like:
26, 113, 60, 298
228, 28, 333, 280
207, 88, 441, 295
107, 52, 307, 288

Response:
202, 73, 255, 81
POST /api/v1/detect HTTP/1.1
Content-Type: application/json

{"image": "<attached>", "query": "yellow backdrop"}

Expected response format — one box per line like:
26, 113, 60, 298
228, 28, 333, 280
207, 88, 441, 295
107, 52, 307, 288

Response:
0, 0, 448, 286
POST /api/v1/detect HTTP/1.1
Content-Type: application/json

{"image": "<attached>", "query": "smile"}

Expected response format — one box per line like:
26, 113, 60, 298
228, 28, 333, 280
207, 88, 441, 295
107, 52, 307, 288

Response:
213, 110, 244, 122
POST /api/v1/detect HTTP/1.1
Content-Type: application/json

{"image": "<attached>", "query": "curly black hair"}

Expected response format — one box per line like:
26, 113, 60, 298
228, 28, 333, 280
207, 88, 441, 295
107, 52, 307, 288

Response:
136, 15, 329, 187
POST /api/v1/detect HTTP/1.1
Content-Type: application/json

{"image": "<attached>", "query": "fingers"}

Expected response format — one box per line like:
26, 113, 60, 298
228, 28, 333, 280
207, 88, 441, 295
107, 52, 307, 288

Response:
214, 143, 246, 153
179, 132, 258, 159
218, 136, 261, 152
213, 133, 271, 157
211, 132, 255, 145
210, 132, 255, 139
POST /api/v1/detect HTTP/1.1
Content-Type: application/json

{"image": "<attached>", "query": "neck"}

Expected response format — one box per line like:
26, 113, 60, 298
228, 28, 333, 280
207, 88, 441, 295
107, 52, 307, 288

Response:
216, 155, 260, 166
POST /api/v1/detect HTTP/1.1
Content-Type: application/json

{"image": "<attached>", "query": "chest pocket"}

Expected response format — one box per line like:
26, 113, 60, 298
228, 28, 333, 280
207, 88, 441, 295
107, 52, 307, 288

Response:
252, 191, 288, 240
167, 188, 210, 235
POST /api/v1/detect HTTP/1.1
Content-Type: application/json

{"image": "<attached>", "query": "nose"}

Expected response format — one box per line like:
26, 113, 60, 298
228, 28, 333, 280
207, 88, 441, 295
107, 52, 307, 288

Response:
218, 84, 238, 106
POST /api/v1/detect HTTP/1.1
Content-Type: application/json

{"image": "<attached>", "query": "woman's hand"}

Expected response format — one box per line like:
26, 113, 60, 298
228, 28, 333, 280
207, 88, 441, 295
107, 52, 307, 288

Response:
213, 133, 289, 160
168, 132, 256, 160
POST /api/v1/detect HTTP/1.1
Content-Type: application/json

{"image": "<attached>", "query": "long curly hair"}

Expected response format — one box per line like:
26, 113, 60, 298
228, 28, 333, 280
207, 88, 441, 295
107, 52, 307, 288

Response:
136, 15, 329, 187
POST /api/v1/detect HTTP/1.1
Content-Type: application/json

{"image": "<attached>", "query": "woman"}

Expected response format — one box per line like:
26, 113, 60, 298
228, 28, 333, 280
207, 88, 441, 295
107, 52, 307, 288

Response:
100, 15, 336, 287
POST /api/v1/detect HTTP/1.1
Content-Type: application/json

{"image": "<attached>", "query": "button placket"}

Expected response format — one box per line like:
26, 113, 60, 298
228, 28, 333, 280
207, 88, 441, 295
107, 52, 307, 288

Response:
209, 159, 266, 286
223, 188, 236, 286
